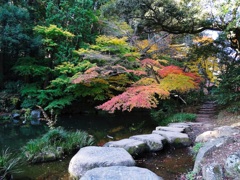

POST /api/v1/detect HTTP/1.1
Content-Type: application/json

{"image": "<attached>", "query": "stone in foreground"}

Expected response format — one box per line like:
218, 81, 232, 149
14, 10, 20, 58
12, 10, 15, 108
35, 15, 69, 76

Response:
129, 134, 166, 151
202, 163, 223, 180
80, 166, 163, 180
193, 137, 234, 173
104, 138, 148, 155
195, 126, 240, 143
152, 130, 191, 147
68, 146, 135, 179
155, 126, 185, 133
224, 151, 240, 179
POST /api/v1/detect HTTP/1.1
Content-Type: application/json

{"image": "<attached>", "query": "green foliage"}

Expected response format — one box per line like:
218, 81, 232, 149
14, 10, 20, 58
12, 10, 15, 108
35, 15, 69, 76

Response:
186, 171, 197, 180
152, 112, 196, 126
13, 57, 51, 78
213, 62, 240, 111
34, 24, 74, 39
3, 81, 22, 93
192, 142, 204, 155
42, 127, 68, 144
76, 35, 136, 62
0, 115, 11, 124
90, 35, 131, 55
0, 148, 23, 179
226, 102, 240, 113
44, 96, 75, 111
0, 3, 33, 54
20, 83, 40, 108
22, 127, 95, 163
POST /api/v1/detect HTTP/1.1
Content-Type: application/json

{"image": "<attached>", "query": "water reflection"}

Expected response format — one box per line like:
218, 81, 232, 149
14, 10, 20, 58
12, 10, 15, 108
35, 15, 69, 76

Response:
0, 123, 48, 150
136, 147, 194, 180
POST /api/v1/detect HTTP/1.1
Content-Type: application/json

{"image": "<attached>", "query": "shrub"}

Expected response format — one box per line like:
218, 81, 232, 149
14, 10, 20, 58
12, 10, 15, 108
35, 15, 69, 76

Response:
42, 127, 68, 145
154, 112, 196, 126
22, 127, 95, 163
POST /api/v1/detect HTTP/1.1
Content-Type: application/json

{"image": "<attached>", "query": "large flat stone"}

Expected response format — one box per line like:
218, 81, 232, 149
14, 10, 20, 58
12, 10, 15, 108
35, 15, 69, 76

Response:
81, 166, 163, 180
129, 134, 166, 151
195, 126, 240, 143
152, 130, 191, 147
193, 137, 234, 173
68, 146, 135, 179
104, 138, 148, 155
156, 126, 185, 133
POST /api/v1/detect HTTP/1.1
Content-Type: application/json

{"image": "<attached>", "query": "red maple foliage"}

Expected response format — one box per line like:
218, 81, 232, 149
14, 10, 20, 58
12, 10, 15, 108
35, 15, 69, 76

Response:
96, 62, 203, 112
157, 65, 183, 78
96, 84, 170, 113
72, 57, 203, 113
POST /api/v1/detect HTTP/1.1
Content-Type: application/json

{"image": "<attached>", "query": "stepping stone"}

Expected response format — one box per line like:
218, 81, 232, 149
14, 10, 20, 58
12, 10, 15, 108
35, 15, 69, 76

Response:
104, 138, 148, 155
152, 130, 191, 147
81, 166, 163, 180
129, 134, 166, 151
168, 122, 192, 132
68, 146, 135, 179
155, 126, 185, 133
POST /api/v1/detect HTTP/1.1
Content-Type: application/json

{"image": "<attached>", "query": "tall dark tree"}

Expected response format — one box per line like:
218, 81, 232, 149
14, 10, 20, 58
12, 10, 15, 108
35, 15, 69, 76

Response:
0, 3, 38, 88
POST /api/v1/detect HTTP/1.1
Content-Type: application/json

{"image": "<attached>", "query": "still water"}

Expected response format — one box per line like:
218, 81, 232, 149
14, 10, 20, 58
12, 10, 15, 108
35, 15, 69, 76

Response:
1, 111, 193, 180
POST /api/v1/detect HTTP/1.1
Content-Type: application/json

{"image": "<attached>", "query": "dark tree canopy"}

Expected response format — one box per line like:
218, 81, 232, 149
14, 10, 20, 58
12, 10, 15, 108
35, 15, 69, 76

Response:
102, 0, 240, 35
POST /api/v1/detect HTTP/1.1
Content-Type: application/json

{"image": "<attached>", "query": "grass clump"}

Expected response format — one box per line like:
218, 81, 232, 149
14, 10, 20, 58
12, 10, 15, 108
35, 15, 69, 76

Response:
186, 171, 197, 180
22, 127, 95, 163
0, 148, 23, 179
192, 142, 204, 155
152, 112, 196, 126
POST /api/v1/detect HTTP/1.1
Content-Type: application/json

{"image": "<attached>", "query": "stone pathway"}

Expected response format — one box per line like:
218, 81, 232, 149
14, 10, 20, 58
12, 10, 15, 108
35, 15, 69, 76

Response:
69, 122, 195, 179
188, 101, 218, 142
69, 101, 220, 179
196, 101, 217, 123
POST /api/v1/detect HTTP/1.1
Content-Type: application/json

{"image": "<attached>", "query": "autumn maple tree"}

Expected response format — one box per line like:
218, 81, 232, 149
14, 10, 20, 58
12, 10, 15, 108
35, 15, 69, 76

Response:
72, 52, 202, 113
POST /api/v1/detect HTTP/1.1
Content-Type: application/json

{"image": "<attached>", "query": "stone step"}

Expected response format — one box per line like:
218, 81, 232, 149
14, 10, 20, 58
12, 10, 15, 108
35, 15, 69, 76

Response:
197, 114, 215, 118
199, 108, 216, 111
203, 101, 217, 104
196, 118, 214, 122
198, 111, 216, 114
200, 104, 216, 108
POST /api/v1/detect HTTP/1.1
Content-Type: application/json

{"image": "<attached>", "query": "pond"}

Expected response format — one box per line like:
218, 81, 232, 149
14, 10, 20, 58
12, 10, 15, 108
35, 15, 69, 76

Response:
1, 111, 194, 179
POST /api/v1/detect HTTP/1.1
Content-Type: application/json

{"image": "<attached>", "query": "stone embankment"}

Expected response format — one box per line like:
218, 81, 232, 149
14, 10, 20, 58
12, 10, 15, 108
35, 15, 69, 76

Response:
68, 121, 197, 179
189, 101, 240, 179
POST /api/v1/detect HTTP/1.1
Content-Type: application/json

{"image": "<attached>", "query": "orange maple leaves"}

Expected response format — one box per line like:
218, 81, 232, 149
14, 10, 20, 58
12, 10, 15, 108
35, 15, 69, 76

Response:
96, 59, 203, 113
